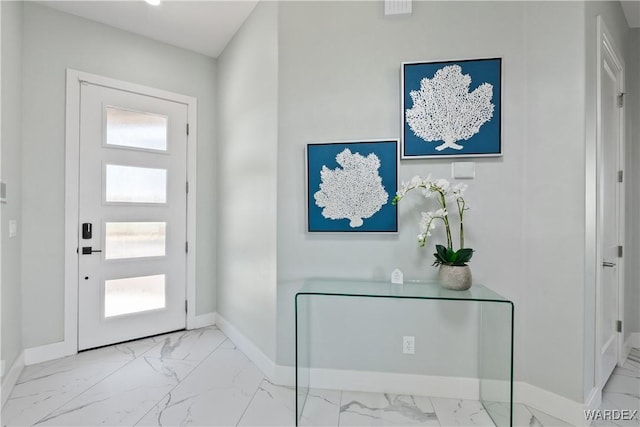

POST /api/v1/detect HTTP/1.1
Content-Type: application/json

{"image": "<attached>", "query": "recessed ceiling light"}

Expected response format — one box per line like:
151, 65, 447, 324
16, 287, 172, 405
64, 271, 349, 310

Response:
145, 0, 161, 6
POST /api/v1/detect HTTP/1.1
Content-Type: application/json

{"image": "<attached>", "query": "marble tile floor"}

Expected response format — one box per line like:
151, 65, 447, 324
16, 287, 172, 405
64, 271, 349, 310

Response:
592, 347, 640, 427
2, 326, 571, 427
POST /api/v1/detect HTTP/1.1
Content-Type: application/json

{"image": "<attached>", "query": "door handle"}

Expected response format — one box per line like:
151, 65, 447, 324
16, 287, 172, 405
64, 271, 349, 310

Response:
602, 261, 616, 268
81, 246, 102, 255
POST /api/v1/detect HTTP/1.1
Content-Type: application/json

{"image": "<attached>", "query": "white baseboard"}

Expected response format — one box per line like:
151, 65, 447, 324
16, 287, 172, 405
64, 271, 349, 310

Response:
622, 333, 639, 363
215, 313, 276, 380
278, 365, 480, 400
1, 351, 24, 408
216, 315, 583, 424
193, 312, 216, 329
630, 332, 640, 349
15, 315, 602, 427
275, 368, 584, 425
584, 386, 601, 421
24, 340, 74, 366
514, 381, 586, 426
478, 379, 512, 403
274, 363, 295, 386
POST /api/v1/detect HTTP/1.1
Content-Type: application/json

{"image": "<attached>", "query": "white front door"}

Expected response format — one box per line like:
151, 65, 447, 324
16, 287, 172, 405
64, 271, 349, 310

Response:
78, 82, 188, 350
598, 23, 624, 388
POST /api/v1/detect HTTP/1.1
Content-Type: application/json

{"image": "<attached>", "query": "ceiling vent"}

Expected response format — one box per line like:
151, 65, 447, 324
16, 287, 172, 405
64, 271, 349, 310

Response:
385, 0, 412, 16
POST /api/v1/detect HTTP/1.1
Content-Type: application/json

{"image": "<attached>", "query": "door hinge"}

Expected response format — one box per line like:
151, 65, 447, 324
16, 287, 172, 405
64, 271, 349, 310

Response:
616, 320, 622, 333
618, 170, 623, 183
186, 181, 189, 194
186, 123, 190, 136
185, 241, 189, 253
618, 245, 623, 257
617, 93, 625, 108
185, 300, 188, 314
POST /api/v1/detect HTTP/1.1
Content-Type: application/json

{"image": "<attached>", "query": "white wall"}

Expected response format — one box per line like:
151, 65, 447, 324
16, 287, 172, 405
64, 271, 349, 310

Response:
1, 0, 23, 378
522, 1, 586, 403
275, 0, 587, 403
624, 27, 640, 339
20, 2, 217, 348
276, 0, 528, 376
216, 1, 279, 360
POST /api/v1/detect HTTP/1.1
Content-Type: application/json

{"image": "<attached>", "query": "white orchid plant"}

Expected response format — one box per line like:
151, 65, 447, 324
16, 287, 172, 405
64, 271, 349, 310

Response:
392, 176, 473, 267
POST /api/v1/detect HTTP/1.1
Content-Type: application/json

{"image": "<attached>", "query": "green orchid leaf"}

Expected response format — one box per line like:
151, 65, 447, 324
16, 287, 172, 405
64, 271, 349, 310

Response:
435, 245, 448, 260
456, 248, 474, 264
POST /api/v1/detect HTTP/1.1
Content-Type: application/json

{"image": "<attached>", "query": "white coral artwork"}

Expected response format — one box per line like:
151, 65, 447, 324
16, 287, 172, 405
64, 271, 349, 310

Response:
314, 149, 388, 228
406, 64, 494, 151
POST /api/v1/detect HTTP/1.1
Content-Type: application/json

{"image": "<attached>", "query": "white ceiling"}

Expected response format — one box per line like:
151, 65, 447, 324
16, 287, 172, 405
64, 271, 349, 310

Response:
36, 0, 640, 59
621, 1, 640, 28
37, 0, 259, 58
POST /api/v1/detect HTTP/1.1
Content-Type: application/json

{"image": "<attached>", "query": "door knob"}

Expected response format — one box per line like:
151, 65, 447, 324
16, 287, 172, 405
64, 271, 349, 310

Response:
602, 261, 616, 268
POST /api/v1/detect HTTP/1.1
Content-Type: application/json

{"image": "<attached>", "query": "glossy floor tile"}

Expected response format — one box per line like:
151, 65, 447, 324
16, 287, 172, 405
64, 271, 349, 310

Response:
238, 380, 340, 426
1, 337, 161, 426
430, 397, 495, 427
593, 348, 640, 427
137, 347, 264, 426
483, 402, 571, 427
2, 326, 614, 426
37, 357, 199, 426
339, 392, 439, 426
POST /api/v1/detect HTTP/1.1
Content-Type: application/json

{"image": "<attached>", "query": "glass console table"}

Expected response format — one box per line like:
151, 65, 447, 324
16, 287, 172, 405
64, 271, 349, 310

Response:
295, 278, 514, 426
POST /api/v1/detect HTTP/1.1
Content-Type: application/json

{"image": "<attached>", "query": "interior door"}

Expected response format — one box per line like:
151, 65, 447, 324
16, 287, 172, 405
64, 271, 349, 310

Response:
599, 37, 622, 387
78, 82, 188, 350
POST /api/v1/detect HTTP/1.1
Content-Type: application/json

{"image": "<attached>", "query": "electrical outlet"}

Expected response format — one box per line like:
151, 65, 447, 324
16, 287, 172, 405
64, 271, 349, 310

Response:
9, 220, 17, 238
402, 336, 415, 354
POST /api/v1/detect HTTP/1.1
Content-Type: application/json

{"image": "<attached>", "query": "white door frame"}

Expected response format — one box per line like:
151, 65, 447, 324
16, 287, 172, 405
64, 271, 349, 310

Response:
64, 69, 198, 356
594, 16, 625, 395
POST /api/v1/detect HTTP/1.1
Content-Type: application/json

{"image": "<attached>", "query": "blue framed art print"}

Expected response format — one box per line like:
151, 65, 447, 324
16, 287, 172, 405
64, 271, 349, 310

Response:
306, 140, 398, 233
402, 58, 502, 159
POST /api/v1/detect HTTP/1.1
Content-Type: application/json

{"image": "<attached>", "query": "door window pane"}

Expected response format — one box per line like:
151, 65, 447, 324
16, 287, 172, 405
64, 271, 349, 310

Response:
105, 222, 166, 260
105, 274, 166, 318
105, 164, 167, 203
106, 106, 168, 151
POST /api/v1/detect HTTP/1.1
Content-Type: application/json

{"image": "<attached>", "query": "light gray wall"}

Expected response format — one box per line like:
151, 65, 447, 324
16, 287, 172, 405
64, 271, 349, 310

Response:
216, 1, 278, 360
21, 2, 217, 348
624, 28, 640, 338
522, 1, 586, 403
1, 0, 23, 378
276, 0, 587, 402
276, 0, 527, 378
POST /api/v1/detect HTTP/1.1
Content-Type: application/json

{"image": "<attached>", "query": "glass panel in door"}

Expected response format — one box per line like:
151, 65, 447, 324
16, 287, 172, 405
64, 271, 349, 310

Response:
106, 106, 168, 151
104, 222, 166, 260
105, 164, 167, 204
104, 274, 166, 318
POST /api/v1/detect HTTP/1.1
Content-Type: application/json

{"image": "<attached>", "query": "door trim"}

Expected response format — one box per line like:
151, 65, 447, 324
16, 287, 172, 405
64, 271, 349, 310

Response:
64, 69, 198, 355
594, 16, 625, 394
